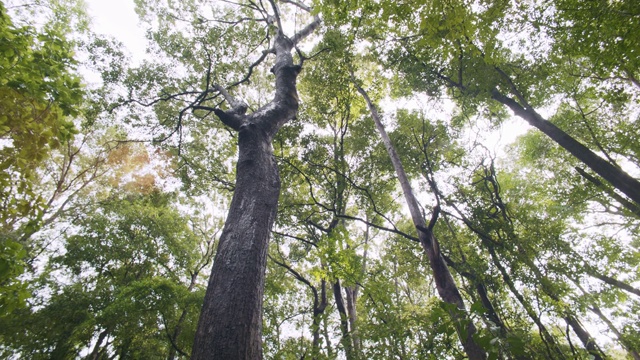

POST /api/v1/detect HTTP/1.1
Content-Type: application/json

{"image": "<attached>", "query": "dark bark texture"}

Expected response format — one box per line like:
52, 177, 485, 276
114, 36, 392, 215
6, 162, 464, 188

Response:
191, 115, 281, 360
191, 25, 319, 359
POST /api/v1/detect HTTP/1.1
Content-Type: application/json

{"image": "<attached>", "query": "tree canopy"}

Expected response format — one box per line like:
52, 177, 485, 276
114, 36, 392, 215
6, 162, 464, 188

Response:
1, 0, 639, 359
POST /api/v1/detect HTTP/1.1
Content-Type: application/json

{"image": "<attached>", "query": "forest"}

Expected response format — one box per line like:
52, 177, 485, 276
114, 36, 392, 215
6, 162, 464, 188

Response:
0, 0, 639, 359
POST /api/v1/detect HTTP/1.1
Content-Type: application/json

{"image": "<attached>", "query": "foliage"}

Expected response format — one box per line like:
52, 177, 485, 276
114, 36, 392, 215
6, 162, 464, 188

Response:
2, 0, 640, 359
0, 0, 83, 317
0, 191, 211, 358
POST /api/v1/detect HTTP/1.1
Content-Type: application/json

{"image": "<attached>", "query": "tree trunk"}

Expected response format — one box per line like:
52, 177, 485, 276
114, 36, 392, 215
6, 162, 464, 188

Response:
312, 279, 328, 359
345, 285, 361, 357
270, 256, 327, 359
334, 280, 355, 359
590, 305, 640, 360
354, 81, 486, 360
491, 90, 640, 206
89, 328, 109, 360
191, 127, 280, 360
585, 266, 640, 298
575, 166, 640, 218
563, 315, 604, 360
525, 268, 606, 360
191, 19, 320, 358
485, 245, 565, 359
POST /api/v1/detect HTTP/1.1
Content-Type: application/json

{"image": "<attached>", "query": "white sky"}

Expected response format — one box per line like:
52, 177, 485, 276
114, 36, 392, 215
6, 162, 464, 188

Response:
85, 0, 147, 63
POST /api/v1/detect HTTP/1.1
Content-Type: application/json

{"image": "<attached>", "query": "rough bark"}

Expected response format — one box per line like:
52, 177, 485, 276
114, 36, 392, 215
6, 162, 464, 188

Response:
354, 81, 486, 360
491, 89, 640, 206
191, 122, 280, 360
191, 17, 320, 358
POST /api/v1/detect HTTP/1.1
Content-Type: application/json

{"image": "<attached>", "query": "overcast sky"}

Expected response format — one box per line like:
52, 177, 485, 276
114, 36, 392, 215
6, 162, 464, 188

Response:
85, 0, 147, 62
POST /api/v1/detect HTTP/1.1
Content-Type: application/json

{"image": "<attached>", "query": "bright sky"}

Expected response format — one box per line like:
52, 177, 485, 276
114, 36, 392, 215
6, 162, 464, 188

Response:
85, 0, 147, 63
83, 0, 530, 150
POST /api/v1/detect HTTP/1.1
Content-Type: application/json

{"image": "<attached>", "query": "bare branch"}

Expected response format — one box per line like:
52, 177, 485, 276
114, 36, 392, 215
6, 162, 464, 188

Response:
291, 15, 322, 45
213, 84, 248, 113
280, 0, 312, 12
267, 0, 284, 35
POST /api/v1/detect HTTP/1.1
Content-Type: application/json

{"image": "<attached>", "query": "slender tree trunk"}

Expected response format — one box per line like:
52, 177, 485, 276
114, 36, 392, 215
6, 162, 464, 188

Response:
89, 329, 109, 360
334, 280, 355, 359
585, 266, 640, 298
589, 305, 640, 360
486, 245, 565, 359
312, 279, 328, 359
345, 222, 367, 357
191, 17, 320, 358
271, 255, 328, 359
515, 252, 606, 360
354, 81, 486, 360
575, 166, 640, 218
345, 286, 360, 357
491, 90, 640, 206
169, 271, 202, 360
441, 254, 509, 339
168, 308, 190, 360
323, 315, 333, 359
563, 315, 604, 360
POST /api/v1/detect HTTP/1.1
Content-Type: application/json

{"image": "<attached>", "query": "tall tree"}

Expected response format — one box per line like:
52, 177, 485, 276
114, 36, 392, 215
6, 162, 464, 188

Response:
331, 0, 640, 206
188, 3, 321, 358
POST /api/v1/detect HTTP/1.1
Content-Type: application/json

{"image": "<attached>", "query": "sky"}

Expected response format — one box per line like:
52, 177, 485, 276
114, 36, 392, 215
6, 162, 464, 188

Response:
82, 0, 530, 151
85, 0, 147, 63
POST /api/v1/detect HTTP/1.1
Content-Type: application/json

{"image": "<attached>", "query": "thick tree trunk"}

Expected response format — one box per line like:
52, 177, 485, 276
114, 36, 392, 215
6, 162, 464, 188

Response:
191, 130, 280, 360
191, 17, 320, 357
354, 81, 486, 360
492, 90, 640, 206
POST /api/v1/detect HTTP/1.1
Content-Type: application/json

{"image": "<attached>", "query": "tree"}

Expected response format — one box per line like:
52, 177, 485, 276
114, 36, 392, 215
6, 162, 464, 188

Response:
329, 0, 640, 206
0, 191, 215, 359
0, 0, 83, 316
182, 4, 321, 358
5, 0, 640, 359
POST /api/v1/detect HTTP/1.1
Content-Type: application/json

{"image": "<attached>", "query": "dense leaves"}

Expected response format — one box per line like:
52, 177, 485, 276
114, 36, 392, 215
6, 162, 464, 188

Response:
1, 0, 639, 359
0, 0, 82, 316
